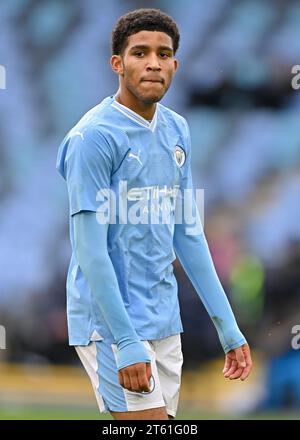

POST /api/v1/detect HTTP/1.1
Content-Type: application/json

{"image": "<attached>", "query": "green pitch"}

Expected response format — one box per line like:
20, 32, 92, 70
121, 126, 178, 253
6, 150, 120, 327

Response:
0, 405, 300, 420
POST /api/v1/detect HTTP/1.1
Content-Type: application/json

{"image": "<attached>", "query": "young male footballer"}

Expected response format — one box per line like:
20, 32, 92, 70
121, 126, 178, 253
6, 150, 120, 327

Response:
56, 8, 252, 420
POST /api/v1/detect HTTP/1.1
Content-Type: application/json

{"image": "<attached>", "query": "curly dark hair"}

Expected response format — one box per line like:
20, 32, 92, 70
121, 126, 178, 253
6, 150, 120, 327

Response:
112, 8, 180, 55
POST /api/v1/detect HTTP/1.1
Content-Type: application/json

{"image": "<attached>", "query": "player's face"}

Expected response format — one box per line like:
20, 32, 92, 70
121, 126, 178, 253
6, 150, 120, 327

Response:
113, 31, 178, 105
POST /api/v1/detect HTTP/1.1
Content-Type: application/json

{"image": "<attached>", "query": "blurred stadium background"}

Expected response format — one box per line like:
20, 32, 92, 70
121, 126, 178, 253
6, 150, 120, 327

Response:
1, 0, 300, 420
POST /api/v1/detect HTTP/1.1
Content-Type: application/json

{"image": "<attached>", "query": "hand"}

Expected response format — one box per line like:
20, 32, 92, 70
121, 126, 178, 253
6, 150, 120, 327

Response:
223, 343, 252, 381
118, 362, 152, 392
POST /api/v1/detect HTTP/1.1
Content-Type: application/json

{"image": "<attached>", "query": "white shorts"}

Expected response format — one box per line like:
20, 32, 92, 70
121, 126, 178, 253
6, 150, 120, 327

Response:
75, 333, 183, 417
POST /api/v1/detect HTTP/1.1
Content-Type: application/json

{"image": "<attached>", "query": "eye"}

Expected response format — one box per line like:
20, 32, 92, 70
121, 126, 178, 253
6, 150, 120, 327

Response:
160, 52, 171, 59
134, 51, 144, 57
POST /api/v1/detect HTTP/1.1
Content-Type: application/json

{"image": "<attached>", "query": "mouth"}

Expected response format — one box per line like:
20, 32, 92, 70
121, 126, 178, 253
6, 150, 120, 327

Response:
141, 78, 164, 84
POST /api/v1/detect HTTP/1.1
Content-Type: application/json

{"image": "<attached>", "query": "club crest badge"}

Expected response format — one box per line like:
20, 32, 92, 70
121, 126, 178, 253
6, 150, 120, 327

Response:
174, 145, 186, 167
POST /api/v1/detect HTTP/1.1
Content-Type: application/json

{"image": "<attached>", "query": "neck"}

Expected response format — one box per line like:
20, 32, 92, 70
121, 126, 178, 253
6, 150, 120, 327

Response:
114, 87, 156, 120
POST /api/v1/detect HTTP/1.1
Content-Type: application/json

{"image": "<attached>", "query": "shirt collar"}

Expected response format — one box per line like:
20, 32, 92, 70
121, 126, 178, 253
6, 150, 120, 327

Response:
111, 97, 158, 132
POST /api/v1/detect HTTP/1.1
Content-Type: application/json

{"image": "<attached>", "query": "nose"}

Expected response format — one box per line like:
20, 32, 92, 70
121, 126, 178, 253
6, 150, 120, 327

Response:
146, 53, 161, 71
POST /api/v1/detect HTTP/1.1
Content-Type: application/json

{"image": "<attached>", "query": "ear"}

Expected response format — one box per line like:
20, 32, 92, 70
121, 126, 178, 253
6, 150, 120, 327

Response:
111, 55, 124, 76
173, 58, 178, 74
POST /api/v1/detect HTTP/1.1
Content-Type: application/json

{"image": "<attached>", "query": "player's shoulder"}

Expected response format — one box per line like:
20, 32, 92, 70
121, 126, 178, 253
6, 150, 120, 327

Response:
61, 96, 123, 163
158, 103, 189, 135
57, 97, 120, 179
68, 95, 116, 141
158, 103, 187, 130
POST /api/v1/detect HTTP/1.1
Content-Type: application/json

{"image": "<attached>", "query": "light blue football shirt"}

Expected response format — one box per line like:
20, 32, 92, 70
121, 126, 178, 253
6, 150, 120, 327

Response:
56, 95, 191, 345
57, 95, 246, 352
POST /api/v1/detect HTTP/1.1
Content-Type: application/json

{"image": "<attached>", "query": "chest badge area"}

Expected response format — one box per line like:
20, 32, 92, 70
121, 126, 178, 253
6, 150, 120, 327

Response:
173, 145, 186, 168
